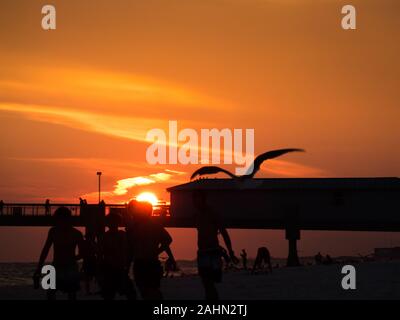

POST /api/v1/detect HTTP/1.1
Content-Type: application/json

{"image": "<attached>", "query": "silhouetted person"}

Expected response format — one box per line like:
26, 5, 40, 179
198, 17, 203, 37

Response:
0, 200, 4, 215
192, 191, 239, 300
240, 249, 248, 270
79, 198, 87, 216
82, 231, 98, 295
315, 252, 323, 265
324, 254, 333, 265
45, 199, 51, 216
252, 247, 272, 274
98, 212, 135, 300
79, 197, 88, 206
126, 200, 176, 300
34, 207, 84, 300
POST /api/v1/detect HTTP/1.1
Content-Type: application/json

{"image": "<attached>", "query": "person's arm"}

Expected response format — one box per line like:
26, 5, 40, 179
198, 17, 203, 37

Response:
35, 229, 54, 275
219, 227, 233, 254
165, 246, 177, 270
75, 232, 84, 261
159, 228, 177, 270
158, 227, 173, 254
165, 246, 175, 259
219, 227, 239, 264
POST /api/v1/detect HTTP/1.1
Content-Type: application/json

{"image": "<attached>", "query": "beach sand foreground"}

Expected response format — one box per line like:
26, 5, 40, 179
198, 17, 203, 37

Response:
0, 261, 399, 300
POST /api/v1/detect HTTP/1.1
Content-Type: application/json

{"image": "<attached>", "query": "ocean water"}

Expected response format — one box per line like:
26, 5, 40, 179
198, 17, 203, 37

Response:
0, 261, 199, 287
0, 263, 37, 286
0, 258, 308, 287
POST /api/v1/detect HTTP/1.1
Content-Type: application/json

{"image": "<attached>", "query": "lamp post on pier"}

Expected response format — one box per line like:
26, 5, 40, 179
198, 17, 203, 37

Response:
96, 171, 102, 203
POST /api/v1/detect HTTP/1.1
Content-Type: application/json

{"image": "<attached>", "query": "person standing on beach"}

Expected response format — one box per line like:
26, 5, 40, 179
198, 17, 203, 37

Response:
252, 247, 272, 274
314, 252, 323, 265
81, 231, 98, 295
98, 212, 135, 300
240, 249, 248, 270
44, 199, 51, 216
126, 200, 176, 300
192, 191, 239, 300
34, 206, 84, 300
0, 200, 4, 215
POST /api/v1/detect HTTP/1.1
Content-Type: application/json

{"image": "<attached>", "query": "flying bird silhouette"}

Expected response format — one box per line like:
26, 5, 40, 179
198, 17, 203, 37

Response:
190, 148, 304, 180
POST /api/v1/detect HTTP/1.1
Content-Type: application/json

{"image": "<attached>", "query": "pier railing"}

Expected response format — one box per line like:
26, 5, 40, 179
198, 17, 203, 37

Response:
0, 203, 169, 218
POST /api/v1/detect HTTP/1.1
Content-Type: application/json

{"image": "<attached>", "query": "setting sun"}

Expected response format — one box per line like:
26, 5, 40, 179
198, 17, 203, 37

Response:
136, 192, 158, 206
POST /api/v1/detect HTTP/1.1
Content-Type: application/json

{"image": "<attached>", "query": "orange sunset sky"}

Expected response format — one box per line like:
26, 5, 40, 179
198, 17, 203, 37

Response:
0, 0, 399, 261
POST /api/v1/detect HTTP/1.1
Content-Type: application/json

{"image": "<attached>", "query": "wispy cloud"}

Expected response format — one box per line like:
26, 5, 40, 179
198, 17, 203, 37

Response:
81, 169, 186, 202
0, 64, 232, 145
262, 159, 328, 177
0, 66, 228, 115
0, 102, 164, 142
114, 173, 173, 196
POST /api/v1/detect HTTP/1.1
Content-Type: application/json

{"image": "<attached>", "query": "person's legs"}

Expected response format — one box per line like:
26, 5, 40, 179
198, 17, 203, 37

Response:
46, 290, 56, 300
67, 291, 77, 300
103, 290, 116, 300
134, 259, 163, 300
133, 262, 145, 300
197, 249, 222, 300
252, 257, 260, 273
267, 257, 273, 273
201, 277, 218, 300
84, 275, 92, 295
136, 274, 163, 300
139, 286, 163, 300
261, 257, 267, 272
122, 274, 137, 300
136, 285, 145, 300
113, 269, 137, 300
101, 272, 116, 300
101, 267, 117, 300
125, 287, 137, 300
103, 289, 115, 300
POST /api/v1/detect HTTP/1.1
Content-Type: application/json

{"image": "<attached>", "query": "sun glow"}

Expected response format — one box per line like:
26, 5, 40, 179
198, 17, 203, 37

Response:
136, 192, 158, 206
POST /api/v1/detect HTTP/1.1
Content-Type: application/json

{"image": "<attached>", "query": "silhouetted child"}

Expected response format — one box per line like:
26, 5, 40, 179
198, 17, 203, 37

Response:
324, 254, 334, 265
79, 197, 87, 207
192, 191, 239, 300
240, 249, 248, 270
82, 231, 98, 295
34, 206, 84, 300
45, 199, 51, 216
99, 212, 135, 300
252, 247, 272, 274
126, 200, 176, 300
315, 252, 323, 265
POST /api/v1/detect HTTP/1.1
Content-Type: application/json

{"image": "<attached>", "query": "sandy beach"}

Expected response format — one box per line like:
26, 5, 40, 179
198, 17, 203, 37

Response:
0, 261, 399, 300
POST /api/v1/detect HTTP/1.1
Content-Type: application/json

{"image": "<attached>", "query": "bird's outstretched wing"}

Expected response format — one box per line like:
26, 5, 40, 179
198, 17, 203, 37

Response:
190, 166, 237, 180
245, 148, 305, 178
